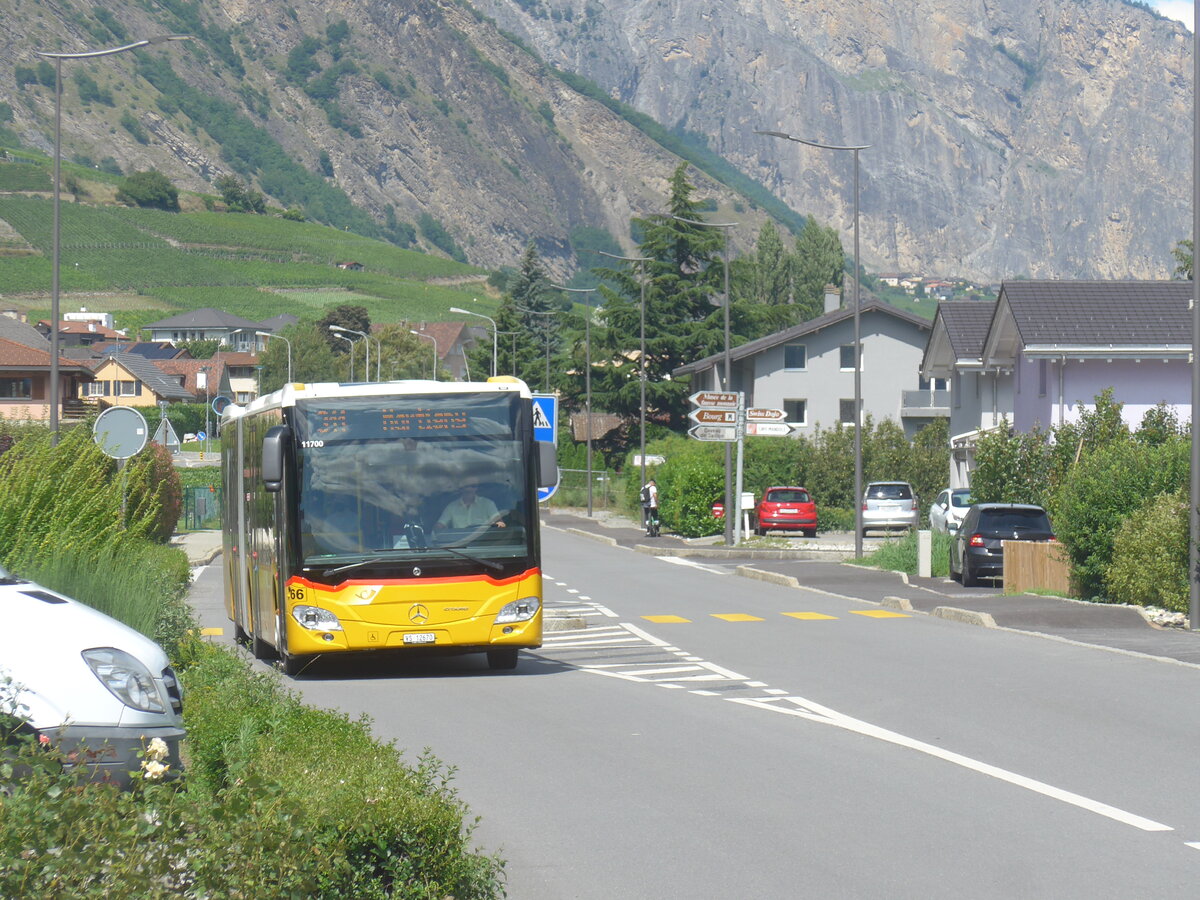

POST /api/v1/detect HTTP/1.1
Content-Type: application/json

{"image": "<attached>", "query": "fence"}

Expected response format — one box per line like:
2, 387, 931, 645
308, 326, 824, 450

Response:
547, 468, 625, 510
181, 485, 222, 531
1003, 540, 1072, 596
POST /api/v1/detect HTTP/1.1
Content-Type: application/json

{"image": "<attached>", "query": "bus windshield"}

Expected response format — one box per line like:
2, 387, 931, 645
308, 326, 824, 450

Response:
293, 392, 531, 566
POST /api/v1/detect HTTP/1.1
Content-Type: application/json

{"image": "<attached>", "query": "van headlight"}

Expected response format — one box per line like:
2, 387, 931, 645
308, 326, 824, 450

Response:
82, 648, 166, 713
495, 597, 540, 624
292, 605, 344, 631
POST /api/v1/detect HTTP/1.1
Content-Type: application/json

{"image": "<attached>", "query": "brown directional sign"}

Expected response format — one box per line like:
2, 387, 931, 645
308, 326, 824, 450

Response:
745, 407, 787, 422
688, 408, 738, 425
689, 390, 739, 408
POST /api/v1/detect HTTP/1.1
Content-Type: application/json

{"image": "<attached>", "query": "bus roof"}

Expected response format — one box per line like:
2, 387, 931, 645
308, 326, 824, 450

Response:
221, 378, 535, 424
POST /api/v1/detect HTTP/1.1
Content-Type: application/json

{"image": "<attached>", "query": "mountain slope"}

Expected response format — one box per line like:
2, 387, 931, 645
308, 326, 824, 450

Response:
473, 0, 1193, 281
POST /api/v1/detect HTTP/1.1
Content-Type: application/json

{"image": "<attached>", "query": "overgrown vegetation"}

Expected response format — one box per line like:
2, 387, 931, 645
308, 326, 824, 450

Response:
969, 390, 1190, 608
0, 422, 505, 896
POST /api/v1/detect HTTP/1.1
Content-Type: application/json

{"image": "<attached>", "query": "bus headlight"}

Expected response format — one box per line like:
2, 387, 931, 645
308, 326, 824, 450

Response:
292, 605, 344, 631
495, 597, 540, 624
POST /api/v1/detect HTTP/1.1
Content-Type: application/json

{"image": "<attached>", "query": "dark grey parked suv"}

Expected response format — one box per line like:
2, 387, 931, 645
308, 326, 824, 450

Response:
949, 503, 1055, 587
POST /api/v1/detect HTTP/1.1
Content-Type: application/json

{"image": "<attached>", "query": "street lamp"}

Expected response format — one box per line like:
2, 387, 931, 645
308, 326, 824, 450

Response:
332, 331, 356, 381
255, 331, 291, 384
199, 364, 211, 458
758, 129, 869, 558
35, 34, 192, 444
672, 216, 737, 547
552, 285, 597, 517
598, 251, 652, 500
450, 305, 497, 378
329, 325, 370, 381
410, 330, 437, 380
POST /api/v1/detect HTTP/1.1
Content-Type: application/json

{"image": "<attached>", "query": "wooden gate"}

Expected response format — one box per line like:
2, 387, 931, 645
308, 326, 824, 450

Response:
1003, 540, 1072, 595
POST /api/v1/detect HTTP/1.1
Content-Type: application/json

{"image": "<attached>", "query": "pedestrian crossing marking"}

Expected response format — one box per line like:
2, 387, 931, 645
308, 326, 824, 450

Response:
783, 612, 837, 620
712, 613, 764, 622
851, 610, 910, 618
643, 615, 690, 623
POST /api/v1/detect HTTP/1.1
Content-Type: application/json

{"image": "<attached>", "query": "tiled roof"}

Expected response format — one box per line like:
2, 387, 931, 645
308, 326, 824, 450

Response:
145, 307, 264, 330
935, 300, 996, 359
673, 298, 931, 376
411, 321, 469, 360
105, 353, 195, 400
999, 281, 1192, 346
0, 316, 50, 350
156, 358, 228, 397
0, 337, 91, 370
258, 313, 299, 332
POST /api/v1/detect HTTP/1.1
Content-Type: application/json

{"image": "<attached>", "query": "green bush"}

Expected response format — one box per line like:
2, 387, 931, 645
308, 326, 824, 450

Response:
1049, 438, 1189, 599
1105, 489, 1189, 612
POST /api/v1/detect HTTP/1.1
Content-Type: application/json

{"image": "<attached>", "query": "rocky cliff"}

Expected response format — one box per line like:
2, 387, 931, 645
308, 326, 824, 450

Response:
473, 0, 1194, 281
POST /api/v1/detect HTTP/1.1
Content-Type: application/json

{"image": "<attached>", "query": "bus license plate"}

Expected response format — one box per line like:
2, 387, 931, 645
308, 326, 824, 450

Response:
403, 632, 436, 644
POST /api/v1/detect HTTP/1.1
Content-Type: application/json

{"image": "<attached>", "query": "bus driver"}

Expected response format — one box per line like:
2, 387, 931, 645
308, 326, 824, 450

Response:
436, 479, 506, 531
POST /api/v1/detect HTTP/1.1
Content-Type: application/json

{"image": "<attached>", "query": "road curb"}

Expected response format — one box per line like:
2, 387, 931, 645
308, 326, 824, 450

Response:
735, 566, 801, 589
882, 595, 914, 612
565, 527, 619, 547
931, 606, 997, 628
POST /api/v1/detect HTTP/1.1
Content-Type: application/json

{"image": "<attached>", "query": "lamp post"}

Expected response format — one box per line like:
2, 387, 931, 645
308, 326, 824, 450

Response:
451, 306, 498, 378
255, 331, 291, 384
757, 129, 869, 558
329, 325, 370, 382
199, 364, 211, 459
35, 34, 192, 444
1192, 20, 1200, 630
672, 216, 737, 547
410, 330, 437, 380
551, 285, 597, 516
598, 251, 652, 502
332, 331, 355, 381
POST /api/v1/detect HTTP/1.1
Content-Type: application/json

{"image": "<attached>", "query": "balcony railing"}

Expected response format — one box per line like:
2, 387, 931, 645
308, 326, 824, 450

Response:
901, 389, 950, 417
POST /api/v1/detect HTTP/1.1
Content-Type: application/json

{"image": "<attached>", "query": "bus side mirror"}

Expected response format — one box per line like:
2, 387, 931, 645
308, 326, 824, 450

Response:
536, 441, 557, 489
262, 425, 291, 493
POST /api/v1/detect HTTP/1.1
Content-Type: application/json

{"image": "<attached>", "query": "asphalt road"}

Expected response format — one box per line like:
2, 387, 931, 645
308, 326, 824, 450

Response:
188, 525, 1200, 899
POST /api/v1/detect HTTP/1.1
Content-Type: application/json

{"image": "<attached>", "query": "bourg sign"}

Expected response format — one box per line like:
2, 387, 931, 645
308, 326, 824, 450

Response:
688, 408, 737, 425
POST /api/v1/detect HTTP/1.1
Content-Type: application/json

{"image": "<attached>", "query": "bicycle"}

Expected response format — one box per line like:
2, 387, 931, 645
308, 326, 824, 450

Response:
644, 508, 660, 538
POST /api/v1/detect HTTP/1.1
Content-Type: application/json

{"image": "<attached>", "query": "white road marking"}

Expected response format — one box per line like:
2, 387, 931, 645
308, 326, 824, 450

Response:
659, 557, 730, 574
730, 695, 1173, 834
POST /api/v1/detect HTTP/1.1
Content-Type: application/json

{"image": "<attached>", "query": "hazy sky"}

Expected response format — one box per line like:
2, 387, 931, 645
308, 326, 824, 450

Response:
1151, 0, 1193, 30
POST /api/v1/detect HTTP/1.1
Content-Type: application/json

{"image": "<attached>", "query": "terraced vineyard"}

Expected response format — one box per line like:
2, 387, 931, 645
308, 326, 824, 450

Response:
0, 195, 491, 326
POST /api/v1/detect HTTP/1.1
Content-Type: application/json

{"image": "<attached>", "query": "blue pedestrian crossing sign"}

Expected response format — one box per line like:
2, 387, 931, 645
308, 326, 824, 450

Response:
531, 394, 557, 444
531, 394, 559, 502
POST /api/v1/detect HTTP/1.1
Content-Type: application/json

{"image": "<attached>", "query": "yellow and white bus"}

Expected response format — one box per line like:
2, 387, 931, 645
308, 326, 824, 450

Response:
220, 377, 556, 675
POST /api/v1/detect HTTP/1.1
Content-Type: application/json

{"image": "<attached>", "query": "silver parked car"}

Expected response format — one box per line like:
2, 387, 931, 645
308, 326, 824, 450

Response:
861, 481, 919, 537
930, 488, 973, 533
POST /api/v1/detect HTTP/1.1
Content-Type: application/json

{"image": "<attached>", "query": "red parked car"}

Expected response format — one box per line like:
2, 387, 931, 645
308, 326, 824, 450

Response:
753, 486, 818, 537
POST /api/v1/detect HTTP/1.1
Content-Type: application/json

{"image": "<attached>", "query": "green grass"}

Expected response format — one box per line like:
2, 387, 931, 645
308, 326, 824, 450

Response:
849, 529, 952, 577
0, 195, 495, 325
0, 161, 53, 192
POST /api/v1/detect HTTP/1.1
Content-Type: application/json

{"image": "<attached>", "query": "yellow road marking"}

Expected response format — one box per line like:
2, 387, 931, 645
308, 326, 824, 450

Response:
851, 610, 910, 618
200, 627, 224, 636
642, 615, 691, 623
712, 613, 764, 622
783, 612, 838, 620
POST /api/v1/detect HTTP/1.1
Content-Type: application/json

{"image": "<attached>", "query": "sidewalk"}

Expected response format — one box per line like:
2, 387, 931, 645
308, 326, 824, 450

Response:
543, 508, 1200, 667
172, 530, 223, 567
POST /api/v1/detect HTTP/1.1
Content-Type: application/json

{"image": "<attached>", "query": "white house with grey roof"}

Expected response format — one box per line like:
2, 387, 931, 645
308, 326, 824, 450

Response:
673, 288, 945, 439
143, 308, 276, 352
921, 281, 1192, 487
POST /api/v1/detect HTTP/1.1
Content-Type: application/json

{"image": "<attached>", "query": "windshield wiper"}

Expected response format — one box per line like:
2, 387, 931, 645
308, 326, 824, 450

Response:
323, 557, 387, 576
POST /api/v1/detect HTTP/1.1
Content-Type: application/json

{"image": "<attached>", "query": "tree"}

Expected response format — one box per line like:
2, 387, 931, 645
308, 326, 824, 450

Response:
1171, 239, 1192, 280
498, 243, 561, 391
115, 170, 179, 211
316, 305, 372, 357
791, 218, 845, 323
732, 220, 795, 339
592, 163, 726, 431
214, 174, 265, 213
258, 324, 342, 393
378, 324, 443, 381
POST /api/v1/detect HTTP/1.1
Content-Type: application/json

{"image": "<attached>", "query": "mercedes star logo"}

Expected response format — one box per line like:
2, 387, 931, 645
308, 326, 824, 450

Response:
409, 604, 430, 624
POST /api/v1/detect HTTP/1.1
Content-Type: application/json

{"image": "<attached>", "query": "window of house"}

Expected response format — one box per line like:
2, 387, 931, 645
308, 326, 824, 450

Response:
0, 378, 32, 400
85, 382, 105, 397
840, 344, 861, 371
1038, 359, 1047, 397
839, 398, 859, 424
783, 344, 807, 370
117, 381, 138, 397
783, 399, 807, 425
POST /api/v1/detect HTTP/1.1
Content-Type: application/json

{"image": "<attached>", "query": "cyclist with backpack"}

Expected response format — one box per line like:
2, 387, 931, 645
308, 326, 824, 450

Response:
639, 479, 660, 537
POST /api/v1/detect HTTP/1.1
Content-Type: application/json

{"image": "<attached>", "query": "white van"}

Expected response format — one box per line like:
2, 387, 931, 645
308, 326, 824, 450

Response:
0, 566, 185, 786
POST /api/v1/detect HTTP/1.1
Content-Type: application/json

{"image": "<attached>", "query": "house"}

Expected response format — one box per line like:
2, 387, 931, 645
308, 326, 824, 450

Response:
35, 319, 126, 348
920, 281, 1193, 488
142, 308, 277, 353
85, 352, 197, 408
336, 261, 364, 270
411, 321, 476, 381
0, 336, 94, 423
673, 287, 946, 438
155, 357, 235, 403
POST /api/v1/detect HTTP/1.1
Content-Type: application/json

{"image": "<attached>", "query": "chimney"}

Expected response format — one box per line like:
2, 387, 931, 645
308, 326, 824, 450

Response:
824, 284, 842, 314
